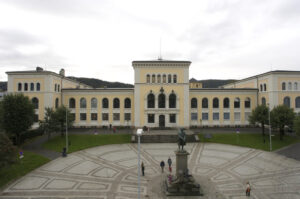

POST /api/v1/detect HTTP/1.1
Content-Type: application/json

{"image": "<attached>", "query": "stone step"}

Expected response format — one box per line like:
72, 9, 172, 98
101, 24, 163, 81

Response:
132, 134, 199, 143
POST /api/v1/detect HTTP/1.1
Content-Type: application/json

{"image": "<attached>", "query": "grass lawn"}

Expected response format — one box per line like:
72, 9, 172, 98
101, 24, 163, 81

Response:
0, 150, 50, 189
199, 133, 300, 151
42, 134, 131, 153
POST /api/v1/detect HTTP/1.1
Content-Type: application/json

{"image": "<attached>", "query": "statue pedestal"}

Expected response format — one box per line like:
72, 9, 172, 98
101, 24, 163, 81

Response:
164, 149, 201, 196
176, 150, 189, 177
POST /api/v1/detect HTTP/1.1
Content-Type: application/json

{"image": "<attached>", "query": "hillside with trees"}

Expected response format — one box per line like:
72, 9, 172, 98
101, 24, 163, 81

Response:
189, 78, 236, 88
67, 77, 134, 88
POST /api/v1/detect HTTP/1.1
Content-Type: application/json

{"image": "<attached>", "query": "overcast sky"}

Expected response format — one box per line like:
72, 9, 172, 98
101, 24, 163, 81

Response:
0, 0, 300, 84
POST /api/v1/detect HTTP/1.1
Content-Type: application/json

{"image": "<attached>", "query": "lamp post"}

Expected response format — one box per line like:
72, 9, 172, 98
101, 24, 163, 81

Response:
136, 128, 143, 199
66, 108, 68, 153
268, 103, 272, 151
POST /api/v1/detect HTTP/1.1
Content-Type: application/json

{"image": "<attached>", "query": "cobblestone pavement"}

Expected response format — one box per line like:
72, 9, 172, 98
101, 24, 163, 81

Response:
276, 143, 300, 161
1, 143, 300, 199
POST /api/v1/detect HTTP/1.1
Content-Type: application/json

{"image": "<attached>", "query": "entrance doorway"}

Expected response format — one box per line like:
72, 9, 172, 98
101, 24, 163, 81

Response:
159, 115, 165, 128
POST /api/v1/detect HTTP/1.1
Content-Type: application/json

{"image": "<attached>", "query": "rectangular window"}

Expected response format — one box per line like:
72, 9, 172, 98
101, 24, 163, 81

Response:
202, 113, 208, 120
245, 112, 251, 121
124, 113, 131, 121
224, 112, 230, 120
80, 113, 86, 121
91, 113, 97, 121
191, 113, 198, 120
70, 113, 76, 121
213, 113, 219, 120
148, 114, 155, 123
234, 112, 240, 121
113, 113, 120, 121
102, 113, 109, 121
170, 114, 176, 123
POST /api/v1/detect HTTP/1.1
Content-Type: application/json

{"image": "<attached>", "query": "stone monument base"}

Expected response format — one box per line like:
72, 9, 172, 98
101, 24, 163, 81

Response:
164, 149, 202, 196
164, 174, 202, 196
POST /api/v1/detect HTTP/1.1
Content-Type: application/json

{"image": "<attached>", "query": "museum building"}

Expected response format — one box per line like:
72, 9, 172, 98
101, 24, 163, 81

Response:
6, 59, 300, 128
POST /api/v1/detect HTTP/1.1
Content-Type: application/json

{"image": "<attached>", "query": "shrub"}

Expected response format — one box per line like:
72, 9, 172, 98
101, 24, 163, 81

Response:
0, 132, 17, 168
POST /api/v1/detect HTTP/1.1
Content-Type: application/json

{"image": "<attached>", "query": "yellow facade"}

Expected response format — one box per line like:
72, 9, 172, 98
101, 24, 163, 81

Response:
5, 63, 300, 128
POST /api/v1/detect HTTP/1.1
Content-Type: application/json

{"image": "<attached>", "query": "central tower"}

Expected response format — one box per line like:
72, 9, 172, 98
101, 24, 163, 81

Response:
132, 59, 191, 128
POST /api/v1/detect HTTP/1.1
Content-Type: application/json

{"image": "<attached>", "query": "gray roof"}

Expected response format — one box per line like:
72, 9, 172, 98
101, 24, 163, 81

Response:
132, 58, 191, 64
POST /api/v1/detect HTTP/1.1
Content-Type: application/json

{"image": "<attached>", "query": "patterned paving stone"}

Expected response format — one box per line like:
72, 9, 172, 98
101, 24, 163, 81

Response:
1, 143, 300, 199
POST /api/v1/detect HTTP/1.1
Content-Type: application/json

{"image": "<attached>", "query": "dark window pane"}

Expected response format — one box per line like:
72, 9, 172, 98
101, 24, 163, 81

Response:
148, 114, 155, 123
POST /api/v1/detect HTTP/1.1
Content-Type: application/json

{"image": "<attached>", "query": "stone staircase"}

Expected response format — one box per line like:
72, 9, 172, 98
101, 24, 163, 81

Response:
131, 130, 199, 143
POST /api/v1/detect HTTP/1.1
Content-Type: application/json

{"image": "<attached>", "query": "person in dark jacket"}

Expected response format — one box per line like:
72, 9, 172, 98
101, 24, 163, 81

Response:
160, 160, 165, 173
141, 162, 145, 176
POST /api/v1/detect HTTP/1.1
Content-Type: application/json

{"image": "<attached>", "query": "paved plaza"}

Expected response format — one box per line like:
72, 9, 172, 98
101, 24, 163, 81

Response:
1, 143, 300, 199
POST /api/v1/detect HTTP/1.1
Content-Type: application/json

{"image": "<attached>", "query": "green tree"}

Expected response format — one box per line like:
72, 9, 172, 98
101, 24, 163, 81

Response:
248, 105, 269, 141
39, 107, 58, 140
0, 132, 17, 168
294, 115, 300, 136
54, 106, 74, 136
0, 94, 35, 145
271, 105, 295, 140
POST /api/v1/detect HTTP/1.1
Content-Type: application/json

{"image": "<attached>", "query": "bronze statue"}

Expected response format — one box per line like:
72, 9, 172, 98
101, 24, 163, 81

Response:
178, 128, 186, 151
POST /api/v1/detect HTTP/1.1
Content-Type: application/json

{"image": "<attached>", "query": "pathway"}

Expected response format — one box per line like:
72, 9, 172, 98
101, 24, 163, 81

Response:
1, 143, 300, 199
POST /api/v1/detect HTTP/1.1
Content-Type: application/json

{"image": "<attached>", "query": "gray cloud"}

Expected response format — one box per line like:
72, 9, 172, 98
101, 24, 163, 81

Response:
0, 29, 65, 70
2, 0, 110, 17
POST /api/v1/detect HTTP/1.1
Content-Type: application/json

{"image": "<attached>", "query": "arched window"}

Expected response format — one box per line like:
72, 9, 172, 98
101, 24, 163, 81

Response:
288, 82, 292, 90
262, 97, 266, 106
80, 98, 87, 108
32, 97, 39, 109
113, 98, 120, 108
296, 97, 300, 108
169, 93, 176, 108
30, 83, 34, 91
124, 98, 131, 108
146, 74, 150, 83
213, 98, 219, 108
157, 75, 161, 83
223, 98, 230, 108
245, 97, 251, 108
163, 74, 166, 83
202, 98, 208, 108
264, 84, 267, 91
102, 98, 108, 108
55, 98, 59, 108
69, 98, 75, 108
91, 98, 97, 108
168, 74, 172, 83
24, 83, 28, 91
282, 82, 286, 90
295, 82, 298, 90
260, 84, 263, 92
152, 74, 156, 83
54, 84, 57, 91
147, 93, 155, 108
158, 93, 166, 108
173, 75, 177, 83
191, 98, 197, 108
18, 83, 22, 91
234, 97, 240, 108
36, 83, 40, 91
283, 96, 290, 108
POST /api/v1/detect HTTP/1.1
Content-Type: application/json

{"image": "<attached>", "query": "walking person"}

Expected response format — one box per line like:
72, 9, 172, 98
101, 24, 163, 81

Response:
167, 157, 172, 173
160, 160, 165, 173
245, 182, 251, 197
141, 162, 145, 176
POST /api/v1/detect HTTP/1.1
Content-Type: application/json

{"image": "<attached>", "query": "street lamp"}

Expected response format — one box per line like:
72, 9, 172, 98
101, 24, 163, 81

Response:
267, 103, 272, 151
136, 128, 143, 199
66, 108, 68, 153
